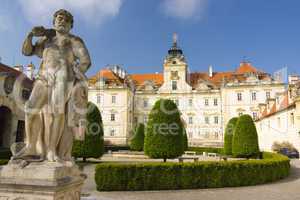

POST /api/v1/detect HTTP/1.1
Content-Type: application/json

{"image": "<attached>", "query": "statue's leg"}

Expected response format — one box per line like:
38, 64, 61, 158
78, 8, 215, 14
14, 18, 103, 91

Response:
45, 114, 65, 162
57, 82, 88, 162
57, 124, 73, 162
22, 80, 48, 157
44, 77, 67, 162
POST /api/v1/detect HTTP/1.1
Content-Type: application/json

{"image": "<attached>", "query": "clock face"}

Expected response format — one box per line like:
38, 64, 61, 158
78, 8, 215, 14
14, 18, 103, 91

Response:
4, 74, 17, 95
171, 71, 179, 80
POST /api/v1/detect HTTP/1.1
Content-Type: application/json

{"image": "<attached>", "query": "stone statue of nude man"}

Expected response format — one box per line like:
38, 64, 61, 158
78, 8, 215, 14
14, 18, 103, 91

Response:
18, 9, 91, 163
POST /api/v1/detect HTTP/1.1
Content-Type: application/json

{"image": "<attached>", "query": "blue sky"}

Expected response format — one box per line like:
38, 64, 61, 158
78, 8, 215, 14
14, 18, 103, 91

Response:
1, 0, 300, 77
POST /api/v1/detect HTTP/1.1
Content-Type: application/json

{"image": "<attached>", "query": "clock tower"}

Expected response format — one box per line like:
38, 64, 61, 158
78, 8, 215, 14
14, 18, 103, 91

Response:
159, 33, 192, 93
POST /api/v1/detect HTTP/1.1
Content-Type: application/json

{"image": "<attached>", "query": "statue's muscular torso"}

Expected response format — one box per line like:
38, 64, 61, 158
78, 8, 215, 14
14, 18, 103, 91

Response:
40, 35, 79, 84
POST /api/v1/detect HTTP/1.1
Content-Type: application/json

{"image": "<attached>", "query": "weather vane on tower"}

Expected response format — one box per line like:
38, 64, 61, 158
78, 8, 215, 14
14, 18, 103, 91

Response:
173, 32, 178, 46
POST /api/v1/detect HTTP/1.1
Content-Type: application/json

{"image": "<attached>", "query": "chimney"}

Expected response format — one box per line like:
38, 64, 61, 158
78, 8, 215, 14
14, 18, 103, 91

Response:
266, 98, 276, 112
27, 62, 35, 79
208, 65, 213, 78
14, 65, 23, 72
258, 103, 266, 118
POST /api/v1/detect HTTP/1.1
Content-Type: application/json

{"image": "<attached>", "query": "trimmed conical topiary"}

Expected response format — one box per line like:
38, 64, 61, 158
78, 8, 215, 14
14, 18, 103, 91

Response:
144, 99, 184, 162
183, 128, 188, 151
232, 114, 260, 158
224, 117, 238, 155
130, 123, 145, 151
72, 102, 104, 162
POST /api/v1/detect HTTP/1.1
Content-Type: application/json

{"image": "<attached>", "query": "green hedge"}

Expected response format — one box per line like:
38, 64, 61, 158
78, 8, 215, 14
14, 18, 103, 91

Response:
0, 148, 12, 160
95, 152, 290, 191
0, 160, 8, 166
188, 147, 223, 155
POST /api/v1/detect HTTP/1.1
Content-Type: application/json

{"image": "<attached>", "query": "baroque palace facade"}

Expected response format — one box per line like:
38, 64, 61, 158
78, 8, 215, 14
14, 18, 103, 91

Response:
88, 37, 286, 147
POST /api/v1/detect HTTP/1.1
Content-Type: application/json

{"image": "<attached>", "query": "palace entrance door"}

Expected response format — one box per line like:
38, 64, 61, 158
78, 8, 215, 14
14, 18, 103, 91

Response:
0, 106, 12, 148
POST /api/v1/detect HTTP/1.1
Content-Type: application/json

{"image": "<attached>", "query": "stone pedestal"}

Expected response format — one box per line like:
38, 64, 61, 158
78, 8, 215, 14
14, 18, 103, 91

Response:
0, 161, 85, 200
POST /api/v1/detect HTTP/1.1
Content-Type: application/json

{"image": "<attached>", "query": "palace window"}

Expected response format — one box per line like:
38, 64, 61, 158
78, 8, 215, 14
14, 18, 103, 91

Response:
111, 113, 115, 121
198, 131, 201, 137
205, 132, 210, 138
189, 99, 193, 107
175, 99, 179, 106
214, 98, 218, 106
144, 115, 148, 124
238, 112, 243, 116
252, 92, 257, 101
134, 117, 138, 124
188, 132, 193, 138
172, 81, 177, 90
205, 116, 210, 124
143, 99, 148, 108
277, 117, 281, 128
97, 94, 101, 104
188, 116, 193, 124
214, 132, 219, 139
237, 93, 242, 101
112, 95, 116, 104
266, 91, 271, 99
252, 112, 258, 120
214, 116, 218, 124
110, 129, 115, 136
205, 99, 209, 106
290, 113, 295, 126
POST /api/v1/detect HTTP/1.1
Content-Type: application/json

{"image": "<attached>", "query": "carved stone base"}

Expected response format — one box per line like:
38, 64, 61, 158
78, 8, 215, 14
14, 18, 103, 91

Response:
0, 161, 85, 200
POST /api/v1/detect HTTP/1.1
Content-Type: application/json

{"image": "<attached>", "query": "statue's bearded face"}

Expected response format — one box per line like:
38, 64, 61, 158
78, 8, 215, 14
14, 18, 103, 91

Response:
54, 14, 72, 33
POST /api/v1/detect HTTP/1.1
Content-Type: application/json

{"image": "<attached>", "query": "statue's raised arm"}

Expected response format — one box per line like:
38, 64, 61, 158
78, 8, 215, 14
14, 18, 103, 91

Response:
22, 26, 49, 58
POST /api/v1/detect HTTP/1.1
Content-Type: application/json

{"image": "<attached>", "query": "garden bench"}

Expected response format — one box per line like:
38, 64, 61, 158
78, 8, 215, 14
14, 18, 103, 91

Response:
184, 151, 197, 156
178, 156, 199, 163
207, 152, 217, 157
219, 155, 228, 161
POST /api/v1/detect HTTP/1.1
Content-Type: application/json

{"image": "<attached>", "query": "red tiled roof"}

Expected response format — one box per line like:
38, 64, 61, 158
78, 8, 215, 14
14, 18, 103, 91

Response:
279, 94, 289, 110
130, 73, 163, 86
0, 63, 22, 75
236, 62, 258, 74
269, 103, 276, 115
257, 92, 295, 121
261, 107, 268, 117
0, 63, 33, 88
89, 68, 124, 85
89, 62, 270, 89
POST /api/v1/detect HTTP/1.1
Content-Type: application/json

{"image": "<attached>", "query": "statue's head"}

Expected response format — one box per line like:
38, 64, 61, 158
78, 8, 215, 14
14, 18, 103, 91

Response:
53, 9, 73, 33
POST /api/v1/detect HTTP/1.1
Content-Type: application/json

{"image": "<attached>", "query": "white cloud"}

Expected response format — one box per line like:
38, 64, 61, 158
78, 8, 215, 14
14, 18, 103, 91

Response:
17, 0, 123, 26
161, 0, 208, 20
